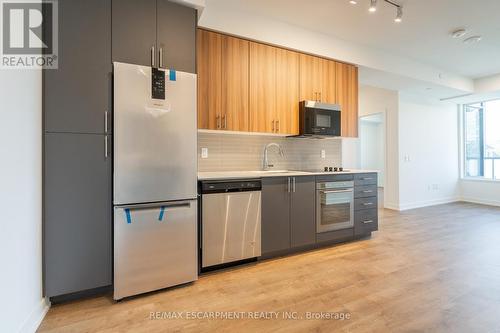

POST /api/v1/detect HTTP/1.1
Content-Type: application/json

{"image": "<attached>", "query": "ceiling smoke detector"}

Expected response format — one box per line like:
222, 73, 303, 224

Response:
450, 29, 467, 38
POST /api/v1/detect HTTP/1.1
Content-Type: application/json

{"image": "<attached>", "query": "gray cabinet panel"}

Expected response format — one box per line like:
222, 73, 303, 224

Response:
44, 133, 112, 297
157, 0, 196, 73
290, 176, 316, 248
354, 197, 378, 211
354, 173, 377, 186
112, 0, 157, 67
44, 0, 111, 134
354, 185, 377, 198
261, 177, 290, 254
354, 209, 378, 236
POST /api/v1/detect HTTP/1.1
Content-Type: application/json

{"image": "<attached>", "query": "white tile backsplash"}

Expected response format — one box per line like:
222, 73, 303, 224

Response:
198, 132, 342, 172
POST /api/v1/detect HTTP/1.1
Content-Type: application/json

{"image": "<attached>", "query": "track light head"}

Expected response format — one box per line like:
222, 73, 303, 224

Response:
395, 6, 403, 22
369, 0, 377, 12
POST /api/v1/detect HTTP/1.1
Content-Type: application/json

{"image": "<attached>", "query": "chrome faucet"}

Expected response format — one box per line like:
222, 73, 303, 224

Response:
263, 143, 284, 170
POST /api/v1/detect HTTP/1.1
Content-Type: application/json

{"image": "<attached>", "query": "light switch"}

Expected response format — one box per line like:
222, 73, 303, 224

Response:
201, 148, 208, 159
321, 150, 326, 159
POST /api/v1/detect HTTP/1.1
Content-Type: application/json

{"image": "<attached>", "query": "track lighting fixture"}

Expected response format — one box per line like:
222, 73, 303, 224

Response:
349, 0, 403, 23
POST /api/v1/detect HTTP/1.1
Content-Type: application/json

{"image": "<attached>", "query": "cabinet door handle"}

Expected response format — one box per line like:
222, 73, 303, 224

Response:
104, 135, 108, 159
363, 220, 374, 224
216, 115, 220, 129
287, 177, 291, 193
319, 92, 322, 102
151, 46, 155, 67
292, 177, 296, 193
223, 114, 227, 129
159, 47, 164, 68
272, 120, 275, 132
276, 120, 280, 133
104, 110, 108, 134
314, 92, 317, 101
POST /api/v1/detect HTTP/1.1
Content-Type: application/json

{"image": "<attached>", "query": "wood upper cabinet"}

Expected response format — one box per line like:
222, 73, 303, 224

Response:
197, 29, 222, 130
299, 54, 323, 102
249, 42, 276, 133
336, 62, 358, 137
276, 49, 300, 135
196, 29, 358, 137
321, 59, 337, 104
197, 30, 249, 131
222, 35, 249, 131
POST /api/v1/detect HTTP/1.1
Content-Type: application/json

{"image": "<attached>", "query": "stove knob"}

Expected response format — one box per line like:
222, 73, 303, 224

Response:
329, 167, 333, 172
324, 167, 329, 172
339, 167, 344, 172
333, 167, 338, 172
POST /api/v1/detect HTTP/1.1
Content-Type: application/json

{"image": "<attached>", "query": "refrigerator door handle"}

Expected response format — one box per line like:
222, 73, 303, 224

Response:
118, 201, 192, 211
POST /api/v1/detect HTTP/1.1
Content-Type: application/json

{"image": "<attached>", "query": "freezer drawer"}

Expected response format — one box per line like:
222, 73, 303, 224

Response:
202, 191, 261, 268
114, 200, 197, 300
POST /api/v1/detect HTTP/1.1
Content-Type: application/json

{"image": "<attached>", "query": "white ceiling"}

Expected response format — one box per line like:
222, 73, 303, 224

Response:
213, 0, 500, 79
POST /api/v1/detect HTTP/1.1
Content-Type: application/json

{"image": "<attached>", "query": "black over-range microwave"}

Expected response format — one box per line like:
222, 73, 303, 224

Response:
298, 101, 341, 137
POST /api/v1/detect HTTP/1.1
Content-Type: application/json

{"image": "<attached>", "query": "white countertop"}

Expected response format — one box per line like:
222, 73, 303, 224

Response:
198, 169, 378, 180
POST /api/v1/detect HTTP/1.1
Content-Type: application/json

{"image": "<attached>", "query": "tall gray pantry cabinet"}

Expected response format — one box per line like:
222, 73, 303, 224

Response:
43, 0, 196, 300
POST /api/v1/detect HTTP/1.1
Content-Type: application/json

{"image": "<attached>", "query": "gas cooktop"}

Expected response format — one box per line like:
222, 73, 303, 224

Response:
303, 167, 351, 173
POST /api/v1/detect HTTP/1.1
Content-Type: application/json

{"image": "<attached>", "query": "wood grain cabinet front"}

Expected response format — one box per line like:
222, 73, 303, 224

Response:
197, 29, 358, 137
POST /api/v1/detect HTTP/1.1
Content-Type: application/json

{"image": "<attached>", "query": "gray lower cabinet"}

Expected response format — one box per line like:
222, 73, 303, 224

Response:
261, 177, 290, 254
353, 173, 379, 237
44, 133, 112, 297
112, 0, 196, 72
44, 0, 111, 134
262, 176, 316, 255
290, 176, 316, 248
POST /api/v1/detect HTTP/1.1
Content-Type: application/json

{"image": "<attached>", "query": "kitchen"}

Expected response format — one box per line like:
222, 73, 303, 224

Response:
3, 0, 500, 332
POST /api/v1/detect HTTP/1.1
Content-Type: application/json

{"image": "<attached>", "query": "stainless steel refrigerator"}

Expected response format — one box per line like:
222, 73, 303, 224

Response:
113, 62, 197, 300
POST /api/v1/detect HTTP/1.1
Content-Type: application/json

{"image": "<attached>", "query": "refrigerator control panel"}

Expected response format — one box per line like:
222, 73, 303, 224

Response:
152, 68, 165, 100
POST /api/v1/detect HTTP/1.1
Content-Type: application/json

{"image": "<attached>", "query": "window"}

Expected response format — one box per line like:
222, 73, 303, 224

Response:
464, 100, 500, 179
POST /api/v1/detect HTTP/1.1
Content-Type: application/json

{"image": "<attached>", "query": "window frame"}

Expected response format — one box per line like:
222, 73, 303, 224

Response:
461, 99, 500, 182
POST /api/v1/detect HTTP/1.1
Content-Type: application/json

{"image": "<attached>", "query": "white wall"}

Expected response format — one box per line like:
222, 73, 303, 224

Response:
360, 119, 385, 186
0, 69, 48, 332
397, 94, 460, 210
460, 180, 500, 207
358, 85, 399, 209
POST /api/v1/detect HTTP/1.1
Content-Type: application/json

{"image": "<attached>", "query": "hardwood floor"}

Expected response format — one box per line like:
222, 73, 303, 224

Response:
38, 202, 500, 333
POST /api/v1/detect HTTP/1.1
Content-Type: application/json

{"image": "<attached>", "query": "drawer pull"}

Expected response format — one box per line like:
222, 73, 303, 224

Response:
363, 202, 374, 206
363, 220, 374, 224
362, 178, 374, 180
362, 190, 373, 193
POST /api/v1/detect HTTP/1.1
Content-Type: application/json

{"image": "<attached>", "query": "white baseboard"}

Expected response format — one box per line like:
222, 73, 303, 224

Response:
460, 197, 500, 207
19, 298, 50, 333
386, 197, 460, 211
383, 202, 400, 211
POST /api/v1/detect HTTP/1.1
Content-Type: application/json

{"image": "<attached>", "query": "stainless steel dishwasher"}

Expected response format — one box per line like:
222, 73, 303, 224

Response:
200, 179, 262, 269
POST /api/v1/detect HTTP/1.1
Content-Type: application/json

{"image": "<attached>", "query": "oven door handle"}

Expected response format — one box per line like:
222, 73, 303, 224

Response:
320, 189, 353, 194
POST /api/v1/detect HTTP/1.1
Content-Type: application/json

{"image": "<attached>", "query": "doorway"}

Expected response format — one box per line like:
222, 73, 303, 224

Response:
359, 113, 385, 208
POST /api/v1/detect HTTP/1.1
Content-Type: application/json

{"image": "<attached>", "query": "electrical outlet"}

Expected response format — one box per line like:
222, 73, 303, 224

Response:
321, 150, 326, 159
404, 154, 411, 162
201, 148, 208, 159
432, 184, 439, 190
